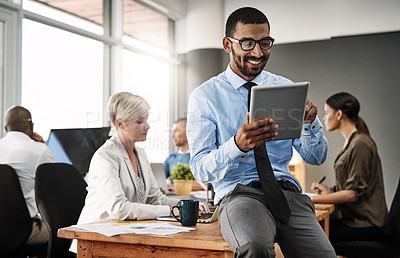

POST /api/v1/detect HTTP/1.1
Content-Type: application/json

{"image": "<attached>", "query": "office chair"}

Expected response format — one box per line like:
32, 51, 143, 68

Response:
35, 163, 88, 258
0, 164, 47, 257
333, 177, 400, 258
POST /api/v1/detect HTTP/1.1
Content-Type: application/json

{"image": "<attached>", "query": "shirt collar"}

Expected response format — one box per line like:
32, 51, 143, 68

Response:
225, 63, 266, 90
5, 131, 33, 141
112, 133, 130, 159
177, 148, 189, 154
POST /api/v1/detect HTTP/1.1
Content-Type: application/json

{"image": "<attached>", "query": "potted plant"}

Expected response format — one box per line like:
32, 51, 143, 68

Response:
170, 163, 195, 196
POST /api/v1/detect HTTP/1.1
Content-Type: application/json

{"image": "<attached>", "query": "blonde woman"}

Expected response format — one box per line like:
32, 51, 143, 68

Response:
77, 92, 208, 225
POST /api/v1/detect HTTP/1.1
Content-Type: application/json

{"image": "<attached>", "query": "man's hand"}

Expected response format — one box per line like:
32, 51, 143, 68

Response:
304, 99, 318, 124
234, 113, 278, 152
32, 132, 45, 143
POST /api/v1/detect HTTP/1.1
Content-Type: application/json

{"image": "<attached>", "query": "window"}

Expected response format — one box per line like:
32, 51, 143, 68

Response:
0, 4, 20, 136
21, 19, 104, 139
121, 0, 172, 162
122, 50, 170, 162
5, 0, 174, 162
0, 21, 4, 131
23, 0, 103, 34
123, 0, 169, 50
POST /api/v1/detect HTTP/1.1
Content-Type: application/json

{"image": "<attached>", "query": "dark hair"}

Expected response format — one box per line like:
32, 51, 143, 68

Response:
225, 7, 270, 37
326, 92, 371, 137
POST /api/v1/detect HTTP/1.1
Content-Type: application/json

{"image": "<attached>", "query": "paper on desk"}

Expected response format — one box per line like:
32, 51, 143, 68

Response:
75, 222, 195, 237
304, 192, 319, 197
190, 190, 212, 199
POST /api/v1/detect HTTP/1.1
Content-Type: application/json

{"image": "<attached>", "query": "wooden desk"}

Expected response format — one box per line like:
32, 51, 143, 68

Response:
315, 209, 330, 237
314, 203, 335, 237
314, 203, 335, 214
289, 163, 306, 190
59, 208, 331, 258
58, 220, 233, 258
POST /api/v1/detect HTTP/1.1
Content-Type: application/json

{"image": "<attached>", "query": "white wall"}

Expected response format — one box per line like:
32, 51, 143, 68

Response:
172, 0, 400, 53
175, 0, 224, 54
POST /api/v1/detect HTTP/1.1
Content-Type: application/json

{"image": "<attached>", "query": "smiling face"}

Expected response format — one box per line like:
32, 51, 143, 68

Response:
223, 22, 271, 81
323, 104, 340, 132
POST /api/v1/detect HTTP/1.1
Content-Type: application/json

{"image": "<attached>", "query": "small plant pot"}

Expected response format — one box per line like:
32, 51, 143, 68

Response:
173, 179, 193, 196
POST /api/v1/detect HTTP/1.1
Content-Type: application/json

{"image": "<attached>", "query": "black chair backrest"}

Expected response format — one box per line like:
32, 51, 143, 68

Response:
0, 164, 33, 255
389, 177, 400, 244
35, 163, 87, 258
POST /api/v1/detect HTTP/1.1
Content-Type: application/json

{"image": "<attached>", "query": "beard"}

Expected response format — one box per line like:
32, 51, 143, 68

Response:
232, 47, 269, 78
173, 138, 185, 147
174, 141, 183, 147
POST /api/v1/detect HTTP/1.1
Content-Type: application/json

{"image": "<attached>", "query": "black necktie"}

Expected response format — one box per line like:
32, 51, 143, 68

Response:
243, 82, 291, 224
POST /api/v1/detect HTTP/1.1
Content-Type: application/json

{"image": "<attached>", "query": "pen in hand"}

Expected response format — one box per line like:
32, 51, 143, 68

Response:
311, 176, 326, 194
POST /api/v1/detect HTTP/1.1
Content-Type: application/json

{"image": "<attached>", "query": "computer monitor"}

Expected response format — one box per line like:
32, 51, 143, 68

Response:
46, 127, 111, 176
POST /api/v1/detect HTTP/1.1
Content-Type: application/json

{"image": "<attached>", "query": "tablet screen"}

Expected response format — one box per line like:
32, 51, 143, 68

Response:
249, 82, 309, 141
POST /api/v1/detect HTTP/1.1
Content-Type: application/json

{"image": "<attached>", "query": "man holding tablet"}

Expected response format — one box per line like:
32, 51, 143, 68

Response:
187, 7, 336, 258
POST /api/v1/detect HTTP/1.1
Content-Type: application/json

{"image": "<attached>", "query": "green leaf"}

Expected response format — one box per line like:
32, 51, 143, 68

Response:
170, 162, 195, 180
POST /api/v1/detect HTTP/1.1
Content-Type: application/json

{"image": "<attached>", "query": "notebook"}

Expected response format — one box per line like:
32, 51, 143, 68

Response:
157, 206, 219, 223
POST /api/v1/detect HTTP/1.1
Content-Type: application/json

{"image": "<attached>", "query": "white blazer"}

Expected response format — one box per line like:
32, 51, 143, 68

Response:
77, 133, 178, 224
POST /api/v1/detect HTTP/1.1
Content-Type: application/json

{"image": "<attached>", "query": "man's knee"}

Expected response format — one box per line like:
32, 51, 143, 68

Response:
235, 241, 273, 258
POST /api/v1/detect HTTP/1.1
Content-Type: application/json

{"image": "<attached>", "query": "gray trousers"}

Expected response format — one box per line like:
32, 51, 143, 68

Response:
218, 184, 336, 258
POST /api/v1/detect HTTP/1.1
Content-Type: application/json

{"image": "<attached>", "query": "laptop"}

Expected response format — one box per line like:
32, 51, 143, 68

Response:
249, 81, 309, 141
150, 163, 173, 194
157, 206, 219, 223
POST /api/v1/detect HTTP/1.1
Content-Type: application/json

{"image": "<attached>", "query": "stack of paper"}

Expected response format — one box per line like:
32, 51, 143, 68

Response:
74, 222, 195, 237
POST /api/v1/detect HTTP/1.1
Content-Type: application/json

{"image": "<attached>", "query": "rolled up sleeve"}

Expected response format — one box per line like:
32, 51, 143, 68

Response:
293, 116, 328, 165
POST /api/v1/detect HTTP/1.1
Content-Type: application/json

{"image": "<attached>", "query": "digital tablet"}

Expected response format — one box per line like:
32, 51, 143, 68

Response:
249, 82, 309, 141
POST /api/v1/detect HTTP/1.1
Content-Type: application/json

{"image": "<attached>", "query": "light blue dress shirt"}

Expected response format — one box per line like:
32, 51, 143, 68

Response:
187, 65, 328, 205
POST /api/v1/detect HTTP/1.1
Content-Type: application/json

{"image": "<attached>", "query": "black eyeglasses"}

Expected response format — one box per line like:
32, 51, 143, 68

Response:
227, 36, 275, 51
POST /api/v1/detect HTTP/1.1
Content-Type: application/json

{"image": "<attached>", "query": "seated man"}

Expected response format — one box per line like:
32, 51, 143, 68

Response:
164, 118, 205, 191
0, 106, 54, 247
186, 7, 336, 257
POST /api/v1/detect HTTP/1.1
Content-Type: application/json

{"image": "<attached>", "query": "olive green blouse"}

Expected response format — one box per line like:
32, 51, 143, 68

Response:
334, 132, 389, 232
